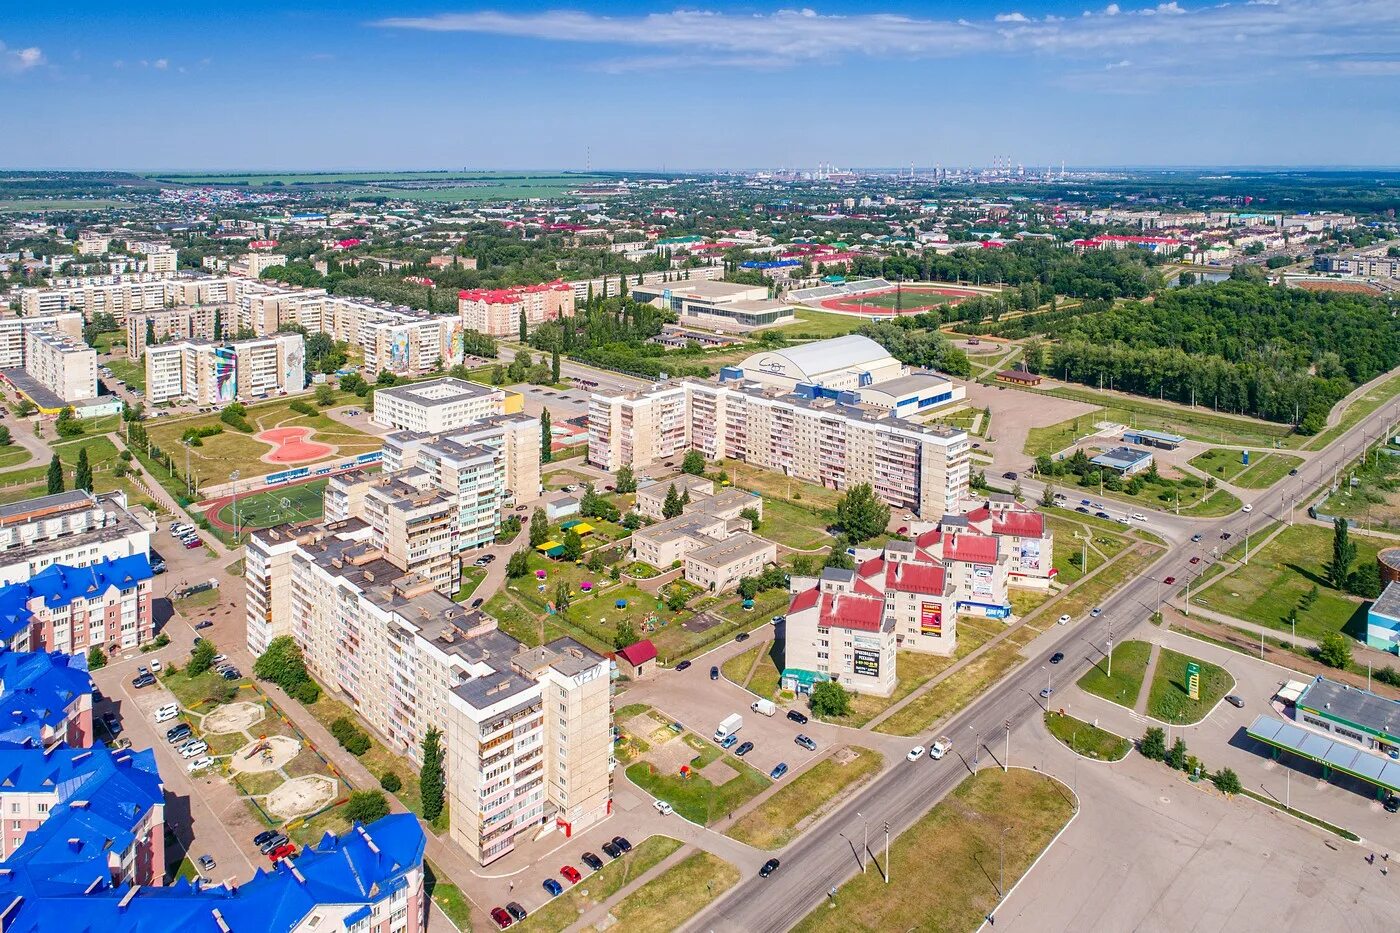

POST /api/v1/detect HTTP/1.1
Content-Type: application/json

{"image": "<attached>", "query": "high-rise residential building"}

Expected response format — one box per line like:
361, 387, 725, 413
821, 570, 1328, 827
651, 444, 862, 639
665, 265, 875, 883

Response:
144, 333, 304, 405
457, 280, 575, 337
0, 312, 85, 369
0, 553, 155, 656
0, 490, 154, 586
371, 377, 506, 433
124, 305, 222, 359
22, 328, 98, 403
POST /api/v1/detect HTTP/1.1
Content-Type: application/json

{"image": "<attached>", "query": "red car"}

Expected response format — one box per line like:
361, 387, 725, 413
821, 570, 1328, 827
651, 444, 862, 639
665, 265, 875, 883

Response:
267, 842, 297, 862
560, 865, 582, 884
1189, 556, 1201, 565
490, 907, 514, 929
1163, 576, 1177, 585
184, 537, 203, 549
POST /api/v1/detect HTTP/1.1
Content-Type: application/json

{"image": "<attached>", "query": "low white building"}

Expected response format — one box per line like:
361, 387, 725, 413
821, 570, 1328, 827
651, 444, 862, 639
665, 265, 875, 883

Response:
371, 377, 505, 433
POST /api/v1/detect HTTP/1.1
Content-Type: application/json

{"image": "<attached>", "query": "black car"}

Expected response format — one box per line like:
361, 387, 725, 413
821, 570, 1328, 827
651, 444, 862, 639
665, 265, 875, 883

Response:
581, 852, 604, 871
166, 724, 192, 742
1002, 471, 1018, 481
195, 620, 214, 630
786, 710, 808, 725
1288, 468, 1299, 476
253, 830, 279, 848
735, 632, 750, 643
102, 711, 120, 731
710, 666, 719, 680
735, 741, 754, 757
471, 598, 484, 608
1049, 652, 1064, 664
759, 858, 780, 878
1094, 511, 1111, 520
221, 668, 240, 680
612, 836, 632, 853
601, 841, 623, 859
1075, 506, 1089, 514
1385, 795, 1400, 814
506, 903, 528, 922
675, 660, 692, 672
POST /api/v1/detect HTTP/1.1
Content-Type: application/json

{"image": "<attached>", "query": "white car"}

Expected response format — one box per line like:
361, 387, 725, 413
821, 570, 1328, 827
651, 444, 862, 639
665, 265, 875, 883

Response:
1241, 503, 1253, 513
907, 746, 926, 761
181, 741, 209, 758
188, 756, 215, 773
653, 800, 673, 816
149, 659, 163, 673
1131, 513, 1148, 522
1058, 614, 1071, 625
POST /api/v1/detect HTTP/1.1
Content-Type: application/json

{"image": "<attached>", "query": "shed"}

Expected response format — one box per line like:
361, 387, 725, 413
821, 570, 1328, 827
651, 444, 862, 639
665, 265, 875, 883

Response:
616, 639, 658, 680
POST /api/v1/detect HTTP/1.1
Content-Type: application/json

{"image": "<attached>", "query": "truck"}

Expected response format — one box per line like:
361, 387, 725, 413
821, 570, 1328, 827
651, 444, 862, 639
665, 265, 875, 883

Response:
929, 736, 952, 760
750, 699, 776, 717
714, 713, 743, 743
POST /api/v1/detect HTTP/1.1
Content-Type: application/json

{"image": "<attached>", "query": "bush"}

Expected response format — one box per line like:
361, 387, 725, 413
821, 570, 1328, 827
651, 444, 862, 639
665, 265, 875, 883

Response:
1139, 726, 1166, 761
290, 679, 321, 704
1316, 632, 1353, 669
289, 400, 318, 416
343, 790, 390, 825
809, 681, 851, 718
331, 717, 372, 756
379, 771, 403, 793
86, 646, 107, 670
1211, 767, 1242, 795
1376, 666, 1400, 688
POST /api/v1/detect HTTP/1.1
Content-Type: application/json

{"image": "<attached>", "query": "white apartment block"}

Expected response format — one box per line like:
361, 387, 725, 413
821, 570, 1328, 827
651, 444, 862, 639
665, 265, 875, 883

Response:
125, 305, 221, 359
372, 377, 506, 433
19, 274, 172, 322
144, 333, 304, 405
0, 489, 153, 588
23, 329, 97, 403
590, 379, 969, 517
0, 313, 84, 371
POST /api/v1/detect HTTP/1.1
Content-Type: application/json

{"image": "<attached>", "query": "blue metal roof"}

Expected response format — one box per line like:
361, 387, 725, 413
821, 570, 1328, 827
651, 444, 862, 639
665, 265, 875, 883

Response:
0, 555, 153, 642
0, 649, 92, 746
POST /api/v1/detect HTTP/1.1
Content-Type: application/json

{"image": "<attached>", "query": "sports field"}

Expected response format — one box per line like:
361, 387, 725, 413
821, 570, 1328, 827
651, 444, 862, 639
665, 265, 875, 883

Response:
212, 478, 328, 531
818, 286, 978, 315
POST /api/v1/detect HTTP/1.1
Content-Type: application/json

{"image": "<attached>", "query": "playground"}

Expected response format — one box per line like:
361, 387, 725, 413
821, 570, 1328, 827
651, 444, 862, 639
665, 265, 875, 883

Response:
202, 701, 265, 735
816, 285, 979, 316
259, 426, 335, 465
230, 734, 302, 774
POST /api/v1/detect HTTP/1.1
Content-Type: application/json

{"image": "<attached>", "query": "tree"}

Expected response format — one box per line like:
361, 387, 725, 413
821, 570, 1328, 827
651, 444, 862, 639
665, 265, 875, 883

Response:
518, 309, 528, 342
0, 425, 11, 447
615, 465, 637, 494
145, 318, 157, 346
420, 727, 446, 822
662, 484, 683, 519
540, 409, 552, 463
551, 346, 561, 384
379, 771, 402, 793
553, 581, 571, 613
344, 790, 390, 825
529, 508, 549, 547
314, 384, 336, 406
1167, 737, 1189, 771
665, 588, 688, 611
823, 544, 855, 571
622, 512, 642, 530
1211, 767, 1242, 795
833, 483, 890, 544
614, 619, 638, 650
254, 636, 312, 694
506, 548, 531, 578
562, 529, 584, 562
86, 646, 107, 670
809, 681, 851, 718
1040, 484, 1055, 508
740, 506, 761, 531
212, 306, 223, 341
45, 454, 63, 495
1317, 632, 1353, 669
73, 448, 92, 492
681, 450, 706, 475
1327, 517, 1355, 589
1139, 726, 1167, 761
188, 639, 217, 676
1347, 562, 1383, 599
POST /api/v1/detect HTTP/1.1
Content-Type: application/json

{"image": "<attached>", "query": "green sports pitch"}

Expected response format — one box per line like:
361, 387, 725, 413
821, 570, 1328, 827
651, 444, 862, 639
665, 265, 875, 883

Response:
844, 288, 962, 310
215, 479, 327, 530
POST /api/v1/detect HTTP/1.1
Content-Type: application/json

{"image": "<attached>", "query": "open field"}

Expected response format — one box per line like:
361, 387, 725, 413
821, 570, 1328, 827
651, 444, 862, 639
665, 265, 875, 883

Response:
757, 497, 831, 550
1188, 448, 1252, 482
726, 747, 883, 849
1024, 412, 1097, 457
1043, 711, 1131, 761
105, 357, 145, 391
1146, 648, 1233, 724
0, 198, 126, 212
776, 308, 866, 338
828, 628, 998, 729
626, 735, 770, 826
517, 835, 682, 933
1190, 448, 1304, 489
791, 768, 1076, 933
1189, 523, 1377, 642
1030, 384, 1298, 450
722, 459, 843, 510
596, 850, 738, 933
146, 169, 606, 187
1076, 639, 1152, 709
213, 478, 328, 529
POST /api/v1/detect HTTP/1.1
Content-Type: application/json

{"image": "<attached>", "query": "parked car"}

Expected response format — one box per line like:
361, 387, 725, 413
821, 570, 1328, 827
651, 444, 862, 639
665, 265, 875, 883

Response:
674, 660, 692, 672
184, 538, 203, 549
786, 710, 808, 724
581, 852, 604, 871
653, 800, 673, 816
770, 762, 789, 780
601, 841, 622, 859
1225, 695, 1245, 709
612, 836, 632, 853
759, 858, 780, 878
195, 620, 214, 629
1220, 532, 1232, 540
253, 831, 279, 848
102, 712, 120, 733
150, 658, 163, 672
735, 632, 750, 643
1057, 614, 1071, 625
710, 666, 720, 680
1049, 652, 1064, 664
181, 741, 209, 758
197, 854, 216, 873
166, 724, 192, 742
131, 673, 155, 688
188, 756, 215, 773
258, 834, 289, 854
1090, 608, 1102, 617
795, 734, 817, 751
720, 733, 738, 750
491, 907, 514, 929
1385, 795, 1400, 814
560, 865, 582, 884
471, 598, 484, 608
770, 615, 785, 625
267, 843, 296, 863
220, 668, 241, 680
735, 741, 754, 757
907, 746, 925, 761
505, 903, 527, 922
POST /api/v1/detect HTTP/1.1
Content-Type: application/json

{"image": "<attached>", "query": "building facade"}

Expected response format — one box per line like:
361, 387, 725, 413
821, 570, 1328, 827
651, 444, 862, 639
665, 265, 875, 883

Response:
144, 333, 304, 405
371, 377, 506, 433
457, 280, 575, 337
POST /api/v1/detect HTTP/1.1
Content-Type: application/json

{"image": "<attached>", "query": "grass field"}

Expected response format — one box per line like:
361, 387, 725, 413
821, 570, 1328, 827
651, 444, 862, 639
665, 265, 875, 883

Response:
1043, 711, 1131, 761
1024, 412, 1098, 457
1041, 386, 1298, 449
757, 498, 831, 551
517, 835, 682, 933
792, 768, 1076, 933
1076, 639, 1152, 709
105, 357, 145, 391
599, 850, 739, 933
721, 640, 783, 700
1146, 648, 1233, 724
1189, 448, 1252, 482
726, 747, 883, 849
0, 198, 126, 212
626, 737, 770, 827
214, 478, 328, 529
147, 169, 606, 186
777, 308, 866, 338
830, 288, 962, 311
1190, 448, 1303, 489
1190, 523, 1377, 642
831, 630, 998, 729
1303, 370, 1400, 451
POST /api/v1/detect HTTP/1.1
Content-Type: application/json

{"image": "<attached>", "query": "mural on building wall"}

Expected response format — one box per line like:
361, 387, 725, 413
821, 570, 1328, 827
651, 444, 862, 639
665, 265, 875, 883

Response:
213, 346, 238, 402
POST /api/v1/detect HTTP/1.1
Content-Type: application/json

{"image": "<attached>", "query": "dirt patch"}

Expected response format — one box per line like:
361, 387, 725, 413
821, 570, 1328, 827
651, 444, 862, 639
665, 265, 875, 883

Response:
229, 734, 301, 774
201, 701, 265, 735
682, 612, 722, 633
831, 747, 859, 765
647, 737, 699, 776
699, 758, 738, 785
266, 774, 339, 818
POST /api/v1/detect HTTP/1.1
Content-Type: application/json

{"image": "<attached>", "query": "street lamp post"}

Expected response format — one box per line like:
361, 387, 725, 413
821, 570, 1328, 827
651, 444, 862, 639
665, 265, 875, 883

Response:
1004, 718, 1011, 773
856, 811, 867, 873
230, 469, 241, 544
970, 725, 980, 771
884, 821, 890, 885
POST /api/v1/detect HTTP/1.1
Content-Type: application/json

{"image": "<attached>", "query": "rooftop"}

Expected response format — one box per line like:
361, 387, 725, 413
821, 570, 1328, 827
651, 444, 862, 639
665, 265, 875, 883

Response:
1299, 676, 1400, 741
375, 377, 497, 408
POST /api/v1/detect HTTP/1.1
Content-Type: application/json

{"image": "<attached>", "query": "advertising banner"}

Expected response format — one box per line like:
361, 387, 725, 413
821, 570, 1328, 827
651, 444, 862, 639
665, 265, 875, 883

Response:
1020, 539, 1041, 572
920, 601, 943, 637
972, 563, 995, 599
853, 647, 880, 678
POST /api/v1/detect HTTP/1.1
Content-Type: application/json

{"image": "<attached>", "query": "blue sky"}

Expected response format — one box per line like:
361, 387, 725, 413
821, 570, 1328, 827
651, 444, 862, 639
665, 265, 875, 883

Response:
6, 0, 1400, 171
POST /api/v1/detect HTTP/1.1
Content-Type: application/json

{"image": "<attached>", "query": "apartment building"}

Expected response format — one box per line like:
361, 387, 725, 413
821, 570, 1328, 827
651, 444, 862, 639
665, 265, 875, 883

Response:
362, 475, 459, 595
785, 567, 898, 696
124, 305, 221, 359
19, 274, 172, 321
23, 328, 98, 403
0, 649, 93, 750
590, 379, 969, 517
372, 377, 506, 433
0, 552, 155, 656
1317, 252, 1400, 280
144, 333, 304, 405
245, 524, 612, 865
457, 280, 575, 337
0, 490, 153, 586
0, 312, 84, 369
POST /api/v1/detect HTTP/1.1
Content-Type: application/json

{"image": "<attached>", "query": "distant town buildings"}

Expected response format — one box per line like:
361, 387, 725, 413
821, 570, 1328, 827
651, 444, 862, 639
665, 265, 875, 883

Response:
457, 280, 575, 337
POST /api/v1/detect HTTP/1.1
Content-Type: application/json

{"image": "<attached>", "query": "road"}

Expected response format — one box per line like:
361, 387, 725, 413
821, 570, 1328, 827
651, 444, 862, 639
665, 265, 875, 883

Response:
690, 393, 1400, 932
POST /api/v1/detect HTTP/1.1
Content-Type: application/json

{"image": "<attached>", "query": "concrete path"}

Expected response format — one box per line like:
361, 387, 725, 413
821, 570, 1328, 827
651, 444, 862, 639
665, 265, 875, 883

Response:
1133, 643, 1162, 715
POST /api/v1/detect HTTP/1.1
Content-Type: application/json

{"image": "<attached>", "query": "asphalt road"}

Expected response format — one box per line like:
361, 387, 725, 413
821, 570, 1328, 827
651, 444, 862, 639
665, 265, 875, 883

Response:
690, 398, 1400, 933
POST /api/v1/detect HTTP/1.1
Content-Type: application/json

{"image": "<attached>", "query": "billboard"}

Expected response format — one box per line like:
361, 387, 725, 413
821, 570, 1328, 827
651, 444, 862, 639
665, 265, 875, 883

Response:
448, 322, 466, 365
1019, 539, 1042, 572
920, 601, 943, 637
971, 563, 995, 600
853, 647, 881, 678
283, 338, 305, 390
212, 346, 237, 403
389, 330, 410, 371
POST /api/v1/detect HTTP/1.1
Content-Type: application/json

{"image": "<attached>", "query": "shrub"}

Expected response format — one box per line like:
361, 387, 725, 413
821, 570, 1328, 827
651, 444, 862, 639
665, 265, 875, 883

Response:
289, 400, 318, 416
331, 717, 372, 755
1139, 726, 1166, 761
379, 771, 403, 793
810, 681, 851, 718
343, 790, 390, 824
1316, 632, 1353, 669
290, 679, 321, 704
86, 646, 107, 670
1211, 767, 1242, 795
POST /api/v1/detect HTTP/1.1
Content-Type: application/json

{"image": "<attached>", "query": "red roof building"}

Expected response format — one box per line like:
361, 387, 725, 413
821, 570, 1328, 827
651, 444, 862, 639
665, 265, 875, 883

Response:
616, 639, 658, 680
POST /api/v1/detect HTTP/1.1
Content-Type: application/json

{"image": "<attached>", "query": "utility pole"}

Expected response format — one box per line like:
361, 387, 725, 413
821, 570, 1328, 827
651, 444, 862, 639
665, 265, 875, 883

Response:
857, 811, 867, 873
884, 821, 890, 885
1107, 618, 1114, 679
229, 469, 241, 544
1004, 718, 1011, 773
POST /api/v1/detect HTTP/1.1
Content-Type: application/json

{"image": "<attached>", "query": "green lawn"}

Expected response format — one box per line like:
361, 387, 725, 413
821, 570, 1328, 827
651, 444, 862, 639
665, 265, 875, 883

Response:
1303, 370, 1400, 451
1188, 448, 1252, 482
827, 633, 996, 729
726, 747, 883, 849
1232, 452, 1305, 489
1047, 515, 1127, 585
1190, 523, 1376, 642
792, 768, 1076, 933
515, 835, 683, 932
757, 498, 831, 550
602, 850, 739, 933
425, 861, 472, 931
1041, 386, 1297, 449
106, 357, 145, 391
1075, 639, 1152, 709
1146, 648, 1234, 724
722, 640, 783, 700
778, 308, 866, 338
1024, 412, 1097, 458
626, 737, 771, 826
1043, 711, 1131, 761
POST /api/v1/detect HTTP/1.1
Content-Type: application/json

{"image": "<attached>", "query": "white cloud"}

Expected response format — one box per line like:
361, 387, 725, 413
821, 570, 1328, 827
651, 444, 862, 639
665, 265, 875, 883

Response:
0, 40, 44, 73
369, 1, 1400, 78
153, 58, 168, 70
1105, 58, 1133, 68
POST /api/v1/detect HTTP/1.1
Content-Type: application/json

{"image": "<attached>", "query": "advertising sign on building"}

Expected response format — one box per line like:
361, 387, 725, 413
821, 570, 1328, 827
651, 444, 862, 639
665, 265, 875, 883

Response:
920, 601, 943, 637
972, 563, 995, 599
853, 647, 881, 678
1020, 540, 1041, 572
